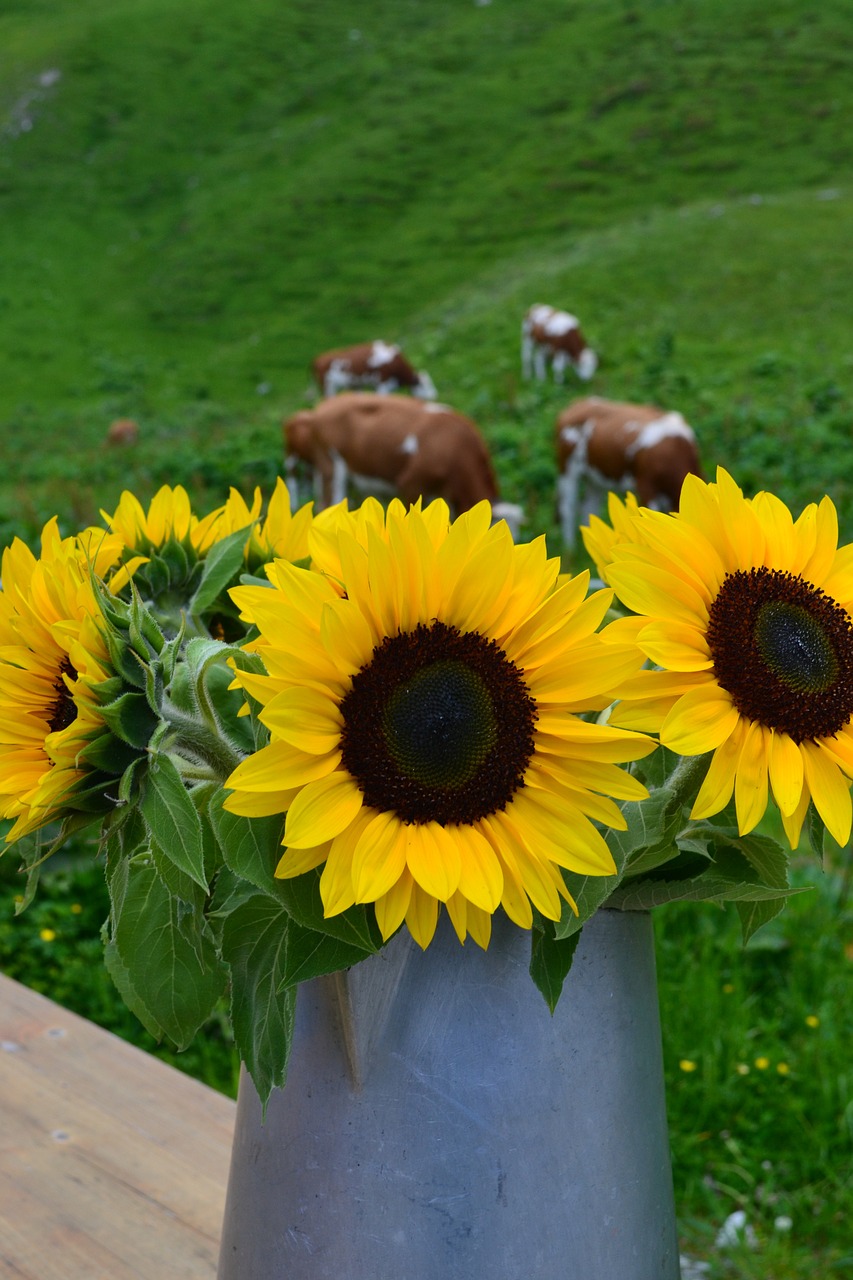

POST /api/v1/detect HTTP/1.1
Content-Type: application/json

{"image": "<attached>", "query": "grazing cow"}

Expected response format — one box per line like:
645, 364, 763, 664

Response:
284, 392, 524, 539
521, 304, 598, 382
555, 396, 702, 545
106, 418, 139, 446
312, 341, 437, 400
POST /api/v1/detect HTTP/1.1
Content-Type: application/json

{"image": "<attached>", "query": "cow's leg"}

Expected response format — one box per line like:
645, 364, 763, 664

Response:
310, 449, 337, 509
329, 448, 350, 506
376, 378, 399, 394
284, 453, 301, 510
521, 331, 534, 379
325, 363, 350, 396
579, 473, 612, 526
635, 471, 672, 512
557, 459, 583, 548
533, 345, 548, 380
553, 351, 567, 384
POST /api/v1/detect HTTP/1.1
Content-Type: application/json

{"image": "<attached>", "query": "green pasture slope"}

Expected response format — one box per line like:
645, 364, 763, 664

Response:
1, 0, 853, 552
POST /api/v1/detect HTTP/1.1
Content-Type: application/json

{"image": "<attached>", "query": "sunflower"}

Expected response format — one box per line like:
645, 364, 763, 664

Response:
582, 490, 645, 581
104, 484, 208, 555
600, 467, 853, 848
104, 481, 316, 622
224, 498, 655, 949
242, 478, 314, 571
0, 519, 123, 841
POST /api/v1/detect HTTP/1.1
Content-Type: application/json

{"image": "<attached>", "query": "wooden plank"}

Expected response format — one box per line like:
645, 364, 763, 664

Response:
0, 972, 236, 1279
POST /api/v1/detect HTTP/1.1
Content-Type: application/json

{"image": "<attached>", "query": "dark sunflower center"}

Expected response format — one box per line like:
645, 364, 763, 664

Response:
47, 659, 78, 734
383, 660, 497, 790
707, 567, 853, 742
339, 621, 537, 825
754, 601, 838, 692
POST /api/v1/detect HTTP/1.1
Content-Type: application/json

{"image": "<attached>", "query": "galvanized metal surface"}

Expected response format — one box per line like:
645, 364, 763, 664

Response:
218, 908, 681, 1279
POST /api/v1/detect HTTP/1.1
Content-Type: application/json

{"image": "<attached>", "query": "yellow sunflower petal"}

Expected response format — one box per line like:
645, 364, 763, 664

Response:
768, 731, 805, 817
818, 727, 853, 779
637, 621, 713, 671
510, 789, 617, 877
780, 785, 811, 850
801, 740, 852, 847
275, 843, 329, 879
482, 812, 563, 921
260, 686, 342, 754
319, 598, 377, 677
506, 574, 591, 657
606, 561, 709, 629
514, 589, 614, 670
319, 837, 358, 917
489, 842, 534, 930
799, 495, 839, 587
753, 491, 796, 568
534, 715, 657, 763
405, 822, 462, 903
445, 892, 468, 944
351, 811, 410, 903
226, 739, 340, 792
455, 824, 503, 913
222, 788, 301, 818
734, 721, 770, 835
661, 684, 740, 755
691, 722, 746, 821
374, 870, 413, 941
715, 468, 766, 569
405, 884, 440, 949
463, 901, 492, 950
283, 772, 364, 848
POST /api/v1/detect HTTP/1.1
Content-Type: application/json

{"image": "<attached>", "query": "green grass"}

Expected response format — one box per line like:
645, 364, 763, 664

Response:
2, 0, 853, 1271
656, 862, 852, 1278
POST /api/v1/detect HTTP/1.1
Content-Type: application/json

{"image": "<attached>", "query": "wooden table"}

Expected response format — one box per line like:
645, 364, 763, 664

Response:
0, 972, 236, 1279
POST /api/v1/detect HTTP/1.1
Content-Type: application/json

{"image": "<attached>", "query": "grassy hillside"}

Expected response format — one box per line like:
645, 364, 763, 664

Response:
1, 0, 853, 549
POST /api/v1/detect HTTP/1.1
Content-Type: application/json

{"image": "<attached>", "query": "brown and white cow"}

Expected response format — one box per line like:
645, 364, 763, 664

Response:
312, 341, 437, 400
555, 397, 702, 545
521, 304, 598, 382
106, 417, 139, 446
284, 392, 524, 539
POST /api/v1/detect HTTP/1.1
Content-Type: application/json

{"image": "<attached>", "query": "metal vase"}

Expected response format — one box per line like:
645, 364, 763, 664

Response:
217, 908, 681, 1280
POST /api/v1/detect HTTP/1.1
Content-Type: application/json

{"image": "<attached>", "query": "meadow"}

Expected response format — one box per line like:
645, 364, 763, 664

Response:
1, 0, 852, 1274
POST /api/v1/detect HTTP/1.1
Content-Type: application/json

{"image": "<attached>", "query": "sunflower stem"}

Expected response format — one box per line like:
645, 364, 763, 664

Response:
159, 699, 243, 780
663, 752, 710, 812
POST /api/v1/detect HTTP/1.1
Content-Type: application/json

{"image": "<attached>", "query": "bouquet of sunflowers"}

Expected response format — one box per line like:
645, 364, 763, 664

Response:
1, 469, 843, 1102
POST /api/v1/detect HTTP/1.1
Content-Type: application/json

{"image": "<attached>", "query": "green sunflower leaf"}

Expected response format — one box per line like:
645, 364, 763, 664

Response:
95, 690, 159, 749
208, 787, 287, 900
275, 868, 383, 955
140, 752, 207, 890
102, 938, 165, 1041
150, 836, 206, 914
553, 871, 619, 940
109, 858, 227, 1049
275, 921, 373, 990
735, 895, 789, 945
616, 788, 685, 876
190, 527, 252, 617
220, 892, 298, 1104
706, 832, 793, 943
530, 923, 581, 1013
605, 869, 807, 911
710, 828, 789, 888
